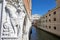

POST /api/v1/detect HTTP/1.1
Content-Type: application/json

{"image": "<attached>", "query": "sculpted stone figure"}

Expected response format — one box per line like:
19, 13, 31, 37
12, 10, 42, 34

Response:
1, 0, 32, 40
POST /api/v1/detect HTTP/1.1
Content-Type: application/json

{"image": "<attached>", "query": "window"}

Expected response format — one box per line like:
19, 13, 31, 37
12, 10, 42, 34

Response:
46, 20, 47, 22
54, 11, 56, 15
54, 18, 56, 21
49, 14, 51, 16
49, 19, 51, 22
54, 26, 56, 30
49, 26, 51, 29
46, 16, 47, 17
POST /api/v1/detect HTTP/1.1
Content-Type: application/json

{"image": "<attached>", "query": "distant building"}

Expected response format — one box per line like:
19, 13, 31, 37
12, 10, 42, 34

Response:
32, 14, 40, 22
32, 14, 40, 27
37, 0, 60, 36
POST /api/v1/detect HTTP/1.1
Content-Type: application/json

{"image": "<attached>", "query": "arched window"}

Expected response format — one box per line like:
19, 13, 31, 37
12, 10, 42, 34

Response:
49, 26, 51, 29
54, 11, 56, 15
54, 18, 56, 21
54, 26, 56, 30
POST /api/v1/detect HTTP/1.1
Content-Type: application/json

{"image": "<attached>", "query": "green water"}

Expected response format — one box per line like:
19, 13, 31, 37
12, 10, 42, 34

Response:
31, 27, 60, 40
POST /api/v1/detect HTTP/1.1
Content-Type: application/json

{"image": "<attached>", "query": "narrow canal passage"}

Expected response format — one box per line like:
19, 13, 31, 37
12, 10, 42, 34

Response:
31, 26, 60, 40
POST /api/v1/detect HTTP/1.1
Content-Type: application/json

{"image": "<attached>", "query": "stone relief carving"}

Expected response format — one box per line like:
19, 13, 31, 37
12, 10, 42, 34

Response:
1, 0, 26, 38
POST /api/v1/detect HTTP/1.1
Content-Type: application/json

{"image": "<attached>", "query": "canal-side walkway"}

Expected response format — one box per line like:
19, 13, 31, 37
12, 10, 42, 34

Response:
31, 26, 60, 40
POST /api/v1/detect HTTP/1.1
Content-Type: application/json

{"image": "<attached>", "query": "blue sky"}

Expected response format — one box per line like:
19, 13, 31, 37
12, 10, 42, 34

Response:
32, 0, 56, 16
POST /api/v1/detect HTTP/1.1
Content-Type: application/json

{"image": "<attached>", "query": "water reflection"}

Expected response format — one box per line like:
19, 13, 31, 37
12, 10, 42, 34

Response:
31, 26, 60, 40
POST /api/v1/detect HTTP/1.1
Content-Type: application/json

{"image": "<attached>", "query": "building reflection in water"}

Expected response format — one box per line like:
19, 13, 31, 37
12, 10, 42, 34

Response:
31, 26, 60, 40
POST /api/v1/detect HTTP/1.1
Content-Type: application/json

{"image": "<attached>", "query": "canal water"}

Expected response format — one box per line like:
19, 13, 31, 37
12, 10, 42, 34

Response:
31, 26, 60, 40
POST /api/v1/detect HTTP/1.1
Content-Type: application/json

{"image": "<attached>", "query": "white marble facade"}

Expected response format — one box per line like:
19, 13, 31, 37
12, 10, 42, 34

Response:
0, 0, 32, 40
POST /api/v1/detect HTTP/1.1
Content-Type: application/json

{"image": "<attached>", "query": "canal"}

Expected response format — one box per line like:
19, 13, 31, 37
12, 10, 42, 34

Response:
30, 26, 60, 40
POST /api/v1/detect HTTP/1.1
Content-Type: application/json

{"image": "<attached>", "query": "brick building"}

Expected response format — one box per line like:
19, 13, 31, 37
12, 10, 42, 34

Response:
37, 0, 60, 36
